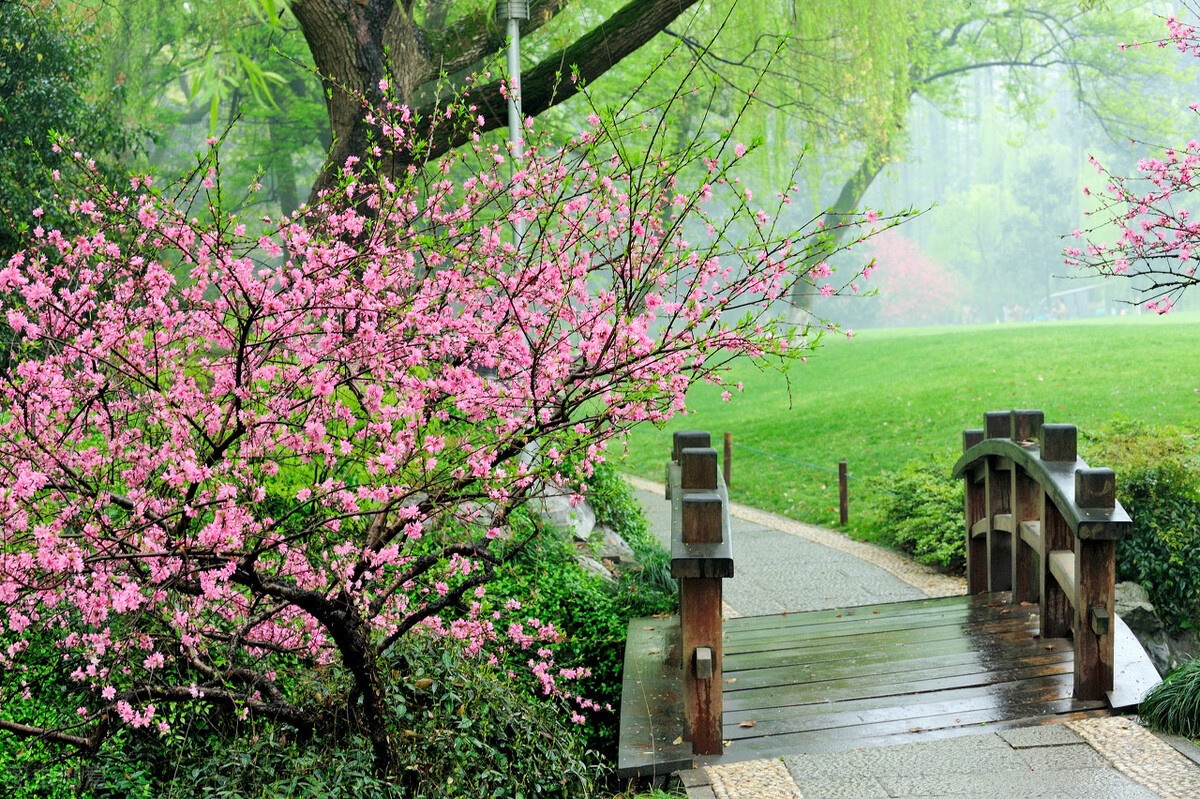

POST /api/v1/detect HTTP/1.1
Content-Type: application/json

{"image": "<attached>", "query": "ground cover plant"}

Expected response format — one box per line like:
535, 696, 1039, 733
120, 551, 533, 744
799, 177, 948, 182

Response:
0, 45, 899, 794
619, 314, 1200, 544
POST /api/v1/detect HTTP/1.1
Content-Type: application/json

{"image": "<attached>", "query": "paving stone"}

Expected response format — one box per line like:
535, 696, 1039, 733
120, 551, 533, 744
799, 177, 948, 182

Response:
789, 776, 889, 798
705, 759, 800, 799
676, 768, 711, 788
1014, 743, 1109, 771
998, 725, 1083, 749
786, 733, 1024, 780
878, 766, 1160, 798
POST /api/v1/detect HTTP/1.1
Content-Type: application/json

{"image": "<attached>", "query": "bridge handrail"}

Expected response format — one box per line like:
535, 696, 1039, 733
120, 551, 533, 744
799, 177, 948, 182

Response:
951, 409, 1131, 702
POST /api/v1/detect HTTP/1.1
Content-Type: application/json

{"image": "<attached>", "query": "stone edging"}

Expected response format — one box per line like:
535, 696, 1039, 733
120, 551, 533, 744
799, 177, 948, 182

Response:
623, 474, 966, 600
1068, 717, 1200, 799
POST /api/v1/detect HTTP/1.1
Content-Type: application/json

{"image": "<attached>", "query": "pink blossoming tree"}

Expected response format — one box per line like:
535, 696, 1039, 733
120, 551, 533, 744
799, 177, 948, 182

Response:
0, 75, 897, 777
1068, 4, 1200, 312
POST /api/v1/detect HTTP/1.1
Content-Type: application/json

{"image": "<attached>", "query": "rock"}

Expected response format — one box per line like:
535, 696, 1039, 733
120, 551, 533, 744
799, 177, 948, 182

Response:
1116, 581, 1175, 676
574, 552, 616, 583
532, 489, 595, 540
591, 524, 637, 566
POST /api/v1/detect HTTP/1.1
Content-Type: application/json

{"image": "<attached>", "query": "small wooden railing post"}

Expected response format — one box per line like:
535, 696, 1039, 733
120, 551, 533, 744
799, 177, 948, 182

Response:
1074, 467, 1118, 701
984, 411, 1013, 592
963, 428, 987, 593
1039, 424, 1076, 640
1010, 410, 1043, 605
668, 431, 732, 756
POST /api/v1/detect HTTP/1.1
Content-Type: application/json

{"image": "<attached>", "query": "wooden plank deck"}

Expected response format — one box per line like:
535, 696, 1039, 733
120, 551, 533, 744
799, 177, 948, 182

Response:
703, 592, 1110, 765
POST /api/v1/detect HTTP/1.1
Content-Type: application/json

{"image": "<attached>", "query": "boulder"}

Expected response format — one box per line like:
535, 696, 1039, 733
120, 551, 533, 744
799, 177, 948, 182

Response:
1116, 581, 1172, 675
591, 523, 637, 566
573, 552, 616, 584
532, 489, 596, 540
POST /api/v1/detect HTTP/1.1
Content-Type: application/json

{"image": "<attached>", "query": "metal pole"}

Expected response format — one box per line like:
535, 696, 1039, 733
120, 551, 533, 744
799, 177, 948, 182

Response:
498, 2, 528, 243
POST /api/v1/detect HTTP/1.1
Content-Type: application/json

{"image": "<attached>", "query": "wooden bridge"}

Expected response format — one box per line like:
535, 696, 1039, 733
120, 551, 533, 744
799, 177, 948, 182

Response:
618, 412, 1162, 778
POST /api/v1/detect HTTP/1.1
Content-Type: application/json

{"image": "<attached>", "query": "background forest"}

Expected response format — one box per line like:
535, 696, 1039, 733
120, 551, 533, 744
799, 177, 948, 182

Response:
4, 0, 1192, 327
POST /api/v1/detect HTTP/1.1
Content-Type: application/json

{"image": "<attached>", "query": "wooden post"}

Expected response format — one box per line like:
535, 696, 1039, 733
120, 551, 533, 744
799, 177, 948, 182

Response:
1011, 466, 1040, 605
838, 460, 848, 525
1040, 499, 1074, 639
1040, 424, 1077, 462
723, 432, 732, 489
1010, 409, 1044, 443
673, 430, 711, 463
1038, 423, 1075, 639
963, 428, 987, 594
984, 412, 1012, 592
1074, 468, 1117, 701
678, 447, 723, 755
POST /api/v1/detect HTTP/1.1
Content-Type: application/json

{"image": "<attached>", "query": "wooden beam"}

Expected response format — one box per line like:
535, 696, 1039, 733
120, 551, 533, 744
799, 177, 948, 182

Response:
1018, 520, 1042, 552
1048, 550, 1076, 609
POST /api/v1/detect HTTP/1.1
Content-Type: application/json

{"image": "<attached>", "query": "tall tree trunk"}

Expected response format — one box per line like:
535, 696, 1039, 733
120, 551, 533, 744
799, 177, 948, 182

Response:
290, 0, 699, 206
787, 141, 891, 324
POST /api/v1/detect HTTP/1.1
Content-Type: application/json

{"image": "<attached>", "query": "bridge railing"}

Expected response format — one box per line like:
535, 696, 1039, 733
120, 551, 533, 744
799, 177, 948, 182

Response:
666, 430, 733, 756
952, 410, 1132, 701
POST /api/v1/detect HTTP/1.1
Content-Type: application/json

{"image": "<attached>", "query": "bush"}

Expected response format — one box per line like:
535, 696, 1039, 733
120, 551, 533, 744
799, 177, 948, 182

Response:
1139, 658, 1200, 738
1112, 463, 1200, 635
488, 459, 675, 758
868, 455, 965, 574
1082, 418, 1200, 636
80, 634, 601, 799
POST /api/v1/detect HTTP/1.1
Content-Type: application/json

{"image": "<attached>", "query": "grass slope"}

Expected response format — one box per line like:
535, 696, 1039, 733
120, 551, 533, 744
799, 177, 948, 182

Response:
619, 314, 1200, 538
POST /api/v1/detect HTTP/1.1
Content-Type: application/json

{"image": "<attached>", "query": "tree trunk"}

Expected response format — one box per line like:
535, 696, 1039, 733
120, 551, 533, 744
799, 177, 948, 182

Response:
786, 141, 891, 324
290, 0, 699, 206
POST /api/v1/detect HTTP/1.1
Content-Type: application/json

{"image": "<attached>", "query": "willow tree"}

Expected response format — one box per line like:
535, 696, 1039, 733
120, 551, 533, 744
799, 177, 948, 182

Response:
654, 0, 1178, 316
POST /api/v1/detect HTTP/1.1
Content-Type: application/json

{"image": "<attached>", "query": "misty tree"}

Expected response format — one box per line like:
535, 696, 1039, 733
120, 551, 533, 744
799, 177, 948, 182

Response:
656, 1, 1178, 316
81, 0, 705, 210
0, 1, 141, 258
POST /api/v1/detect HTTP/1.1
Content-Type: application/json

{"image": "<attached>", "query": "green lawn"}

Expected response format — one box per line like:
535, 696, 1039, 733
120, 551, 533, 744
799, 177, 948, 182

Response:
618, 313, 1200, 538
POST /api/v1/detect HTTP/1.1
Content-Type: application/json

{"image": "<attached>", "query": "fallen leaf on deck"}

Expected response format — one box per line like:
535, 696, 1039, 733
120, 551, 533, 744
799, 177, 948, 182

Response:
739, 720, 756, 728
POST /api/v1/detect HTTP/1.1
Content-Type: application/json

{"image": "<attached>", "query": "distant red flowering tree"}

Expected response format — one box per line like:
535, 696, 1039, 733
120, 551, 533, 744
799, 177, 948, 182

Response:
0, 75, 899, 777
1068, 4, 1200, 312
861, 231, 963, 327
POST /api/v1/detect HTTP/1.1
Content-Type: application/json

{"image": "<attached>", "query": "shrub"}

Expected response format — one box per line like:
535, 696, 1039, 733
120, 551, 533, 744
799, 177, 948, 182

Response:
1112, 464, 1200, 635
869, 455, 965, 574
80, 635, 600, 798
1082, 419, 1200, 636
486, 459, 676, 758
1139, 657, 1200, 738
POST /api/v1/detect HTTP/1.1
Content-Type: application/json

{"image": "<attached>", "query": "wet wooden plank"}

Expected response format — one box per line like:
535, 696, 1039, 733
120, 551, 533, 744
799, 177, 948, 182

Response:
723, 673, 1079, 727
724, 644, 1072, 692
725, 688, 1103, 743
724, 614, 1039, 659
722, 593, 998, 634
723, 654, 1077, 713
616, 616, 692, 780
710, 707, 1111, 763
707, 594, 1105, 765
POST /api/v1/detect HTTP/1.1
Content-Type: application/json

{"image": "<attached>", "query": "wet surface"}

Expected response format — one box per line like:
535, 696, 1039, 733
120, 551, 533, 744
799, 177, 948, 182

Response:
703, 593, 1108, 765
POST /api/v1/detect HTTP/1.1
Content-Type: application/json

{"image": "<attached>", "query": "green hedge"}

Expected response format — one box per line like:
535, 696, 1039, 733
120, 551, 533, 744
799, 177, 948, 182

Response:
868, 455, 965, 574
